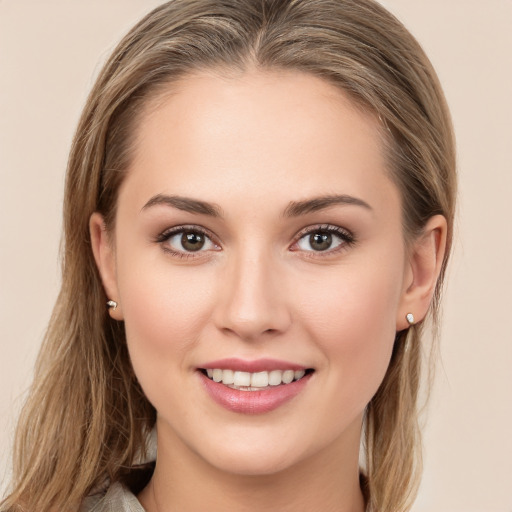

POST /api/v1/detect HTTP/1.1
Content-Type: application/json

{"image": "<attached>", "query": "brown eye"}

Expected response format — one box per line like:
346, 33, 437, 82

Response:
181, 232, 205, 251
161, 228, 218, 254
295, 226, 353, 253
309, 232, 332, 251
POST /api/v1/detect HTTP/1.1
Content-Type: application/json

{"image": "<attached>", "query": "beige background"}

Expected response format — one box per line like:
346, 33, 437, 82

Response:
1, 1, 511, 510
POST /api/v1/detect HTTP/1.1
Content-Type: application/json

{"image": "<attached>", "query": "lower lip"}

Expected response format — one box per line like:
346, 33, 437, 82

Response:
199, 371, 312, 414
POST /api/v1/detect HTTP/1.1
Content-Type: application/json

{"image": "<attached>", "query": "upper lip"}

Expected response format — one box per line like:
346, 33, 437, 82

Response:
198, 358, 309, 373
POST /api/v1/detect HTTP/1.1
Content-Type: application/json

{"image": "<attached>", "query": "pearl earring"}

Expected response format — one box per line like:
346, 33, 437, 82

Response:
406, 313, 415, 325
107, 300, 118, 311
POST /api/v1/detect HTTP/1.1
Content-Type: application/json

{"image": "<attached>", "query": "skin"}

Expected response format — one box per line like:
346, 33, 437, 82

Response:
91, 68, 446, 512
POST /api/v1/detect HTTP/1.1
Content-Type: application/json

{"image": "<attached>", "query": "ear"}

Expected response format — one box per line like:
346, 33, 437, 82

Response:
397, 215, 447, 330
90, 212, 123, 320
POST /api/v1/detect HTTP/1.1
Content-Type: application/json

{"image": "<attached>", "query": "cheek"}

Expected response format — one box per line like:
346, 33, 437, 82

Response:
115, 248, 215, 389
297, 255, 402, 339
294, 257, 404, 406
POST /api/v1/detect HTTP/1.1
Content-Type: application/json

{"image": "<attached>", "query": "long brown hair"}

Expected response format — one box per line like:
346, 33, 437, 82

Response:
1, 1, 456, 511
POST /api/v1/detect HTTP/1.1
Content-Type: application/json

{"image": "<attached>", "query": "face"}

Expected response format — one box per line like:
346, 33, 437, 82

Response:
93, 69, 422, 476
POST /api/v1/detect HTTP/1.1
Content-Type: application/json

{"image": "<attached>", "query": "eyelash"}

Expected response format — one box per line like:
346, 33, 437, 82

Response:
155, 224, 356, 260
291, 224, 356, 257
155, 225, 219, 259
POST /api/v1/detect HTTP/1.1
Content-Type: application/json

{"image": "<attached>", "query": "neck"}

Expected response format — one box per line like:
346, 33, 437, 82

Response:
138, 418, 366, 512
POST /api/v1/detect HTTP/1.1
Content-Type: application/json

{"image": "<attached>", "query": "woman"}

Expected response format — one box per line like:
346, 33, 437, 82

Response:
1, 0, 456, 511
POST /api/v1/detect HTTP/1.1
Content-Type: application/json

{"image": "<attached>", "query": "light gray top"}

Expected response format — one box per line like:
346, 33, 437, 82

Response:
79, 429, 157, 511
79, 481, 145, 512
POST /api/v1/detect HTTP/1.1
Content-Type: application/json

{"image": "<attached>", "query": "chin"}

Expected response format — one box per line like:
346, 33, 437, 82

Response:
204, 447, 305, 477
195, 424, 331, 478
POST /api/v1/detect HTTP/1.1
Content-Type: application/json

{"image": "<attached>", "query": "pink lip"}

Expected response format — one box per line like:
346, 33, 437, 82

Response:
199, 357, 307, 373
198, 370, 313, 415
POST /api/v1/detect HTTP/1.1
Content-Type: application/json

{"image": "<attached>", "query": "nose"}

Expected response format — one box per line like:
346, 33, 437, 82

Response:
213, 248, 292, 341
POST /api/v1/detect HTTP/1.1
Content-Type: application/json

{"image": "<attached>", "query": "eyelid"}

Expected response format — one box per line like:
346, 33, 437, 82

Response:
155, 224, 221, 257
154, 223, 355, 258
290, 224, 356, 253
155, 224, 217, 242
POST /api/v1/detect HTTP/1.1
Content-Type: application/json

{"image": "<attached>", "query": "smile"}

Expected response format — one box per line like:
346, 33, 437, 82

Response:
197, 359, 315, 414
202, 368, 309, 391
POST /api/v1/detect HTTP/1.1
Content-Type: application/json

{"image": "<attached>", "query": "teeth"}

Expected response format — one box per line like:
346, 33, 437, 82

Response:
204, 368, 308, 388
222, 369, 234, 385
251, 371, 269, 387
282, 370, 294, 384
233, 371, 251, 387
294, 369, 305, 380
268, 370, 282, 386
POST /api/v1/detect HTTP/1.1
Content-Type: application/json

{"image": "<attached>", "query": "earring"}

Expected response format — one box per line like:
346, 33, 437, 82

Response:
406, 313, 415, 325
107, 300, 118, 311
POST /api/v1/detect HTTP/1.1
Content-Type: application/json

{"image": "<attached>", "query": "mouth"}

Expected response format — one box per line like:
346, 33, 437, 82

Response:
199, 368, 315, 391
197, 358, 315, 413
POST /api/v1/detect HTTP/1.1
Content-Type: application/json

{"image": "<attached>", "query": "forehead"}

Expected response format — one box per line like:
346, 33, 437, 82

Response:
120, 68, 398, 215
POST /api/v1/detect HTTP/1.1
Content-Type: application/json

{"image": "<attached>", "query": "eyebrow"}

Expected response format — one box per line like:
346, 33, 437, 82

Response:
141, 193, 372, 218
283, 194, 372, 217
142, 194, 223, 217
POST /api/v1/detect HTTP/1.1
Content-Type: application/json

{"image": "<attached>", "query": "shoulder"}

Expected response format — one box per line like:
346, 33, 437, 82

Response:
79, 481, 145, 512
80, 430, 155, 511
